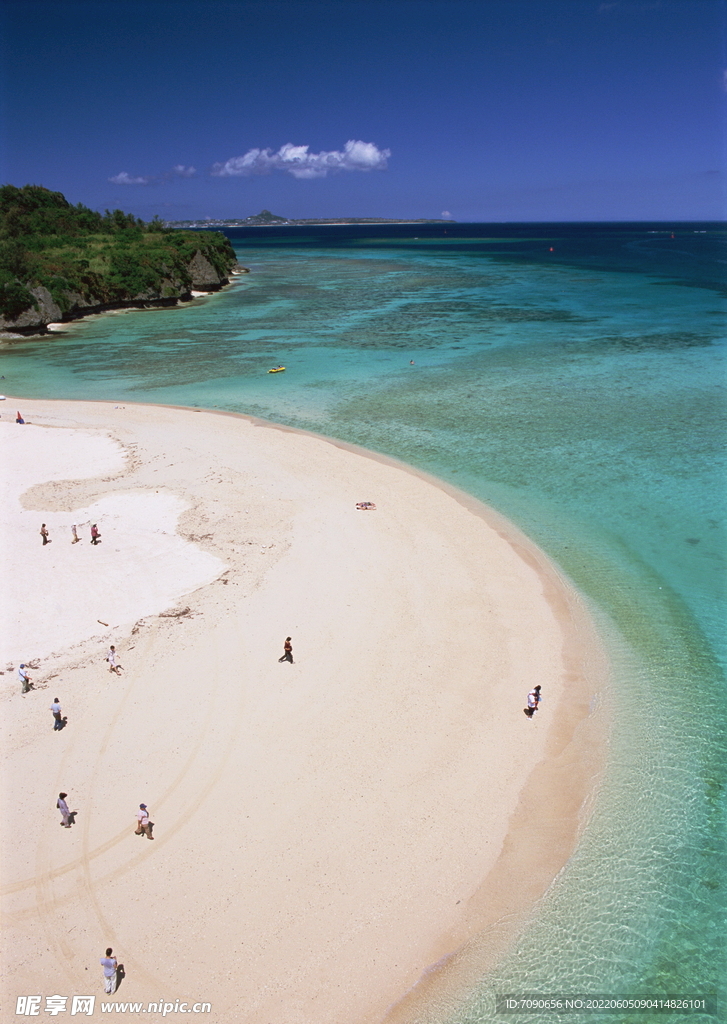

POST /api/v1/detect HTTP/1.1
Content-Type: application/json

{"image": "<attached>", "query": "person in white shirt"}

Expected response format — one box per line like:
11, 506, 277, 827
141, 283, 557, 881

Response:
18, 664, 31, 693
134, 804, 153, 840
523, 685, 542, 719
99, 948, 117, 994
106, 646, 122, 675
50, 698, 63, 730
57, 792, 71, 827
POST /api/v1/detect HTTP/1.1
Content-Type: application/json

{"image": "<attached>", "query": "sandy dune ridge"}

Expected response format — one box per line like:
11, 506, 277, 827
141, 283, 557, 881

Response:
0, 399, 607, 1024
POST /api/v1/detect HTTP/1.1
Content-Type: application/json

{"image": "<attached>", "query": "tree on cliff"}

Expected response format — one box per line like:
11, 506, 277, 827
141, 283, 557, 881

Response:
0, 184, 237, 326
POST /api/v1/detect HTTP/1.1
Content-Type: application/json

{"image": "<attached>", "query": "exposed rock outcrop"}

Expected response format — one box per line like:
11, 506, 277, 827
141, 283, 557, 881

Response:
188, 251, 226, 291
0, 250, 246, 336
4, 286, 63, 331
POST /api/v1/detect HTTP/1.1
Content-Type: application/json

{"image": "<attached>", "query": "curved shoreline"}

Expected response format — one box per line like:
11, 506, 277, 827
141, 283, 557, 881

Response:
1, 397, 609, 1024
225, 412, 610, 1019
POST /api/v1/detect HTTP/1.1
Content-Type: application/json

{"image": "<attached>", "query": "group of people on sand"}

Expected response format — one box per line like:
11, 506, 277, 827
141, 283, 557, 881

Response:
40, 522, 101, 545
49, 633, 291, 817
50, 632, 299, 992
23, 467, 303, 994
20, 637, 124, 981
52, 637, 151, 994
19, 649, 120, 700
57, 790, 151, 841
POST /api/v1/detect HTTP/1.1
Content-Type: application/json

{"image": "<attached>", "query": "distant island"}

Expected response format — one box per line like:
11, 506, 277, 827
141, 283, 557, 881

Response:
0, 185, 241, 335
165, 209, 454, 228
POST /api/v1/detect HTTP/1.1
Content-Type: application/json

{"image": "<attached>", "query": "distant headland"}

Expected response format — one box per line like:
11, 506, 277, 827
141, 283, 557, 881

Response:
165, 209, 455, 229
0, 185, 241, 336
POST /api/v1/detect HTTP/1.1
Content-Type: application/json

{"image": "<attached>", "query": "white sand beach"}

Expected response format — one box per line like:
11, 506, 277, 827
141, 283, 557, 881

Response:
0, 399, 608, 1024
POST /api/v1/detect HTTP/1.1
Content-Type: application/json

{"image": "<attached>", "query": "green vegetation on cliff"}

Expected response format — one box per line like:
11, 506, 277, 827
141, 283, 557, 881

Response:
0, 185, 238, 327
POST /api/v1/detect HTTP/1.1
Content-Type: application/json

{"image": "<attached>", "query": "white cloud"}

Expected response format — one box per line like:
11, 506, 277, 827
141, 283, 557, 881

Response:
211, 140, 390, 179
441, 210, 452, 218
108, 165, 197, 185
108, 171, 152, 185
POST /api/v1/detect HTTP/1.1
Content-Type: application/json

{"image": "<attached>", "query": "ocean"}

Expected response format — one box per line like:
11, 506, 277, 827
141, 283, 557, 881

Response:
2, 222, 725, 1022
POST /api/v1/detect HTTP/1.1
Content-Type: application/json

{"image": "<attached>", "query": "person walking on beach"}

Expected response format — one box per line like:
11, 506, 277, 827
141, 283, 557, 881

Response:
40, 523, 49, 545
50, 697, 63, 730
524, 685, 542, 718
57, 792, 72, 827
71, 524, 80, 543
278, 636, 294, 664
18, 664, 31, 693
16, 411, 24, 424
106, 646, 122, 675
100, 949, 118, 994
134, 804, 153, 839
91, 523, 101, 544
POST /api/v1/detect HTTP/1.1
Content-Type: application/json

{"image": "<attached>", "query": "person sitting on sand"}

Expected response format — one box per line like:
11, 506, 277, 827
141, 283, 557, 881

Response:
356, 501, 377, 510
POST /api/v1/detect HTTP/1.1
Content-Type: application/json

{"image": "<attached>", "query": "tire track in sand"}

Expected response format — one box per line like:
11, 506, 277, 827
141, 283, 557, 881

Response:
14, 609, 250, 998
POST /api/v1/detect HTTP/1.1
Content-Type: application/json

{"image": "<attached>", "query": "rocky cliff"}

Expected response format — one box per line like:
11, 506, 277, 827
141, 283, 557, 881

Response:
0, 250, 247, 335
0, 184, 244, 336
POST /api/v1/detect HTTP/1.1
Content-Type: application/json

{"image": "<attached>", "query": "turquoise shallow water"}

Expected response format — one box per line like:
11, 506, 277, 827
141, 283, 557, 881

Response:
2, 223, 725, 1022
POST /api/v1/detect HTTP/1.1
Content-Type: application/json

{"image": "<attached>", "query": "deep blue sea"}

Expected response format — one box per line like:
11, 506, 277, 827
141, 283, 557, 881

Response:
2, 222, 725, 1022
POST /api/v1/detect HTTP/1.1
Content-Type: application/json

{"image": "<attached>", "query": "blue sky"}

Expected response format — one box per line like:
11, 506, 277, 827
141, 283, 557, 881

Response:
1, 0, 724, 222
